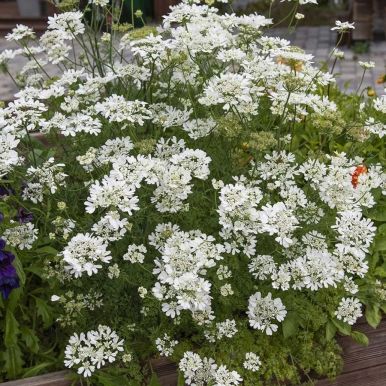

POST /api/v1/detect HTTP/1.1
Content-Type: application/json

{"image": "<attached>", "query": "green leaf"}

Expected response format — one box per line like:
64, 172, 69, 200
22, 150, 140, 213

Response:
326, 321, 337, 341
22, 362, 53, 378
5, 311, 20, 347
177, 371, 185, 386
6, 288, 22, 312
365, 305, 382, 328
366, 205, 386, 221
147, 372, 162, 386
12, 255, 26, 286
36, 246, 58, 256
378, 223, 386, 234
351, 331, 369, 346
20, 326, 40, 354
282, 313, 299, 339
3, 345, 24, 379
97, 373, 131, 386
374, 236, 386, 251
25, 265, 44, 278
374, 265, 386, 278
332, 318, 351, 336
35, 298, 53, 328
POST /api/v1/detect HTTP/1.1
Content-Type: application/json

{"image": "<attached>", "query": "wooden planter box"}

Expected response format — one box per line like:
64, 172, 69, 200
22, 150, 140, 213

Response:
2, 318, 386, 386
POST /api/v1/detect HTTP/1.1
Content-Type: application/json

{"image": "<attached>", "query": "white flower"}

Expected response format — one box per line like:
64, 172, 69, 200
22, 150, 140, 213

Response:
107, 264, 120, 279
138, 287, 148, 298
155, 334, 178, 357
0, 132, 20, 177
216, 319, 238, 339
92, 211, 128, 242
335, 297, 362, 325
365, 117, 386, 138
332, 49, 345, 59
152, 228, 224, 318
199, 73, 261, 114
248, 255, 276, 280
3, 222, 38, 250
123, 244, 147, 263
63, 233, 112, 277
374, 95, 386, 114
220, 283, 234, 297
216, 265, 232, 281
6, 24, 35, 41
331, 20, 355, 32
90, 0, 109, 6
179, 351, 242, 386
48, 11, 85, 38
247, 292, 287, 335
182, 118, 216, 140
95, 95, 152, 125
214, 365, 243, 386
85, 173, 140, 215
64, 325, 124, 377
257, 202, 299, 248
243, 352, 261, 372
359, 61, 375, 69
23, 158, 67, 203
150, 103, 191, 129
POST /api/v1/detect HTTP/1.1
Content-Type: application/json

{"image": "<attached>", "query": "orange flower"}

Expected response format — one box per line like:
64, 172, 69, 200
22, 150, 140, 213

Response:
376, 74, 386, 84
351, 165, 368, 188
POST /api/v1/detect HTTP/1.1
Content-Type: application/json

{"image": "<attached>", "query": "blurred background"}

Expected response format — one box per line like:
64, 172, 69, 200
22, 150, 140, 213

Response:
0, 0, 385, 99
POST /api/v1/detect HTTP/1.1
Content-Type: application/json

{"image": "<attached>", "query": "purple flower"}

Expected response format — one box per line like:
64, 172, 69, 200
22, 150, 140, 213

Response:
16, 208, 33, 224
0, 239, 19, 299
0, 185, 14, 197
0, 212, 3, 223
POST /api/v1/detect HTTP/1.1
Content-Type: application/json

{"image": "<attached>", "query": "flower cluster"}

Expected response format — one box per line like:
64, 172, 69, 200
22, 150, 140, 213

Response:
151, 224, 224, 319
64, 325, 124, 377
179, 351, 243, 386
335, 297, 363, 325
247, 292, 287, 335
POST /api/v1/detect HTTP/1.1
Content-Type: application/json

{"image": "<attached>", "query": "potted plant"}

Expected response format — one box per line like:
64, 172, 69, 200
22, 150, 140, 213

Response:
0, 1, 385, 385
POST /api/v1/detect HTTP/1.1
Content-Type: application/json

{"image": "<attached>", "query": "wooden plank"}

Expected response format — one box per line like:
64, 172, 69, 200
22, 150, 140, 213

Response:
337, 319, 386, 373
2, 371, 73, 386
316, 363, 386, 386
0, 2, 19, 18
152, 357, 179, 386
316, 318, 386, 386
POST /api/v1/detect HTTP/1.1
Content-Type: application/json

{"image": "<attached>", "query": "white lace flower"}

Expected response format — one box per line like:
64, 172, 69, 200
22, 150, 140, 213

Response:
335, 297, 362, 325
247, 292, 287, 335
63, 233, 112, 277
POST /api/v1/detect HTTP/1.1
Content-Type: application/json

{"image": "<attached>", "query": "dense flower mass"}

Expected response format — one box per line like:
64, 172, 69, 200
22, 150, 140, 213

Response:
0, 0, 385, 384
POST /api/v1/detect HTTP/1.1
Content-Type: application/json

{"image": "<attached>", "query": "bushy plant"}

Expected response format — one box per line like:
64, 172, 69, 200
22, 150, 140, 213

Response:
0, 0, 385, 384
